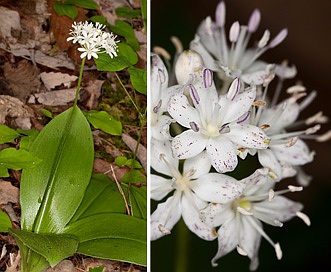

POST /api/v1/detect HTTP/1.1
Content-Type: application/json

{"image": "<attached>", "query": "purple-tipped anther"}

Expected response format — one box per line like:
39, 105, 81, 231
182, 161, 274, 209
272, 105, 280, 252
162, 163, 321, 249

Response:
269, 28, 288, 48
203, 68, 213, 88
229, 21, 240, 42
189, 84, 200, 105
189, 121, 200, 132
237, 111, 251, 124
158, 68, 166, 84
227, 78, 240, 101
215, 1, 226, 27
219, 125, 230, 134
248, 9, 261, 33
153, 99, 162, 114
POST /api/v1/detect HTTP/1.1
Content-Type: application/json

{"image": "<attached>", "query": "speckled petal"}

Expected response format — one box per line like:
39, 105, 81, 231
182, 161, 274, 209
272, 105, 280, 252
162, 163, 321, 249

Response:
182, 192, 218, 241
229, 123, 270, 150
172, 130, 207, 159
206, 137, 238, 173
183, 151, 211, 179
258, 149, 282, 180
168, 94, 200, 128
151, 193, 182, 240
191, 173, 243, 203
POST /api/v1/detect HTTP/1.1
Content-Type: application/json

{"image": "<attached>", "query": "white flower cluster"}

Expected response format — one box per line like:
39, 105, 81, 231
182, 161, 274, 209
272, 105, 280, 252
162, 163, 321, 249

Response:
67, 21, 119, 60
151, 1, 330, 270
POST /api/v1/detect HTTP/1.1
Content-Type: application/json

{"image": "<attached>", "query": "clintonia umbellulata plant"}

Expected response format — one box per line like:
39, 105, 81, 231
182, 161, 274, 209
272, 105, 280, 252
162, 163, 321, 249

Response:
151, 1, 330, 271
4, 20, 146, 272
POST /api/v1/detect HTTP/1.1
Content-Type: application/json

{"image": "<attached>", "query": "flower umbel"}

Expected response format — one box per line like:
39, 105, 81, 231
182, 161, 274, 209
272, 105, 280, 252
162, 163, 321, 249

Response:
67, 21, 119, 60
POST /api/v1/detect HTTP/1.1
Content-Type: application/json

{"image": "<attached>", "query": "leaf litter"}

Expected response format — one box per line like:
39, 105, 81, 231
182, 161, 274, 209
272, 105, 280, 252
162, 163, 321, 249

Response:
0, 0, 147, 271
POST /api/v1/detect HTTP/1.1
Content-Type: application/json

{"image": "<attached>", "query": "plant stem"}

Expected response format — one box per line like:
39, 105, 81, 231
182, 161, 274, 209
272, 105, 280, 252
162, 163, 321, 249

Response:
114, 72, 144, 120
74, 57, 86, 107
175, 219, 190, 272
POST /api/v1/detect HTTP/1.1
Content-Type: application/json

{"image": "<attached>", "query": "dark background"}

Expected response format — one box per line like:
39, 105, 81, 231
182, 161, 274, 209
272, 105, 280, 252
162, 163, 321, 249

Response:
151, 0, 331, 271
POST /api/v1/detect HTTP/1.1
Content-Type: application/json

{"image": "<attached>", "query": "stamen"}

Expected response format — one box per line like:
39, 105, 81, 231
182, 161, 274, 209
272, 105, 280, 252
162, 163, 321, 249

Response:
299, 90, 317, 111
229, 21, 240, 42
236, 245, 248, 256
237, 206, 253, 215
258, 30, 270, 48
275, 243, 283, 260
170, 36, 183, 54
248, 9, 261, 33
227, 78, 240, 100
237, 111, 250, 124
288, 185, 303, 192
305, 124, 320, 135
215, 1, 226, 27
153, 46, 171, 60
158, 224, 171, 235
203, 68, 213, 88
306, 111, 328, 125
296, 211, 311, 226
316, 130, 331, 142
260, 124, 270, 130
219, 125, 230, 134
189, 121, 200, 132
286, 85, 306, 94
252, 100, 266, 106
153, 99, 162, 114
285, 137, 298, 147
268, 189, 275, 201
269, 28, 288, 48
189, 84, 200, 105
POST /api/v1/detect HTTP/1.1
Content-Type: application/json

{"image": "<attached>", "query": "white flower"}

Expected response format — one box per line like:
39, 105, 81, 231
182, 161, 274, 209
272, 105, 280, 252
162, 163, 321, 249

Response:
150, 139, 243, 240
190, 1, 287, 86
201, 168, 309, 271
168, 70, 270, 173
248, 78, 328, 181
67, 21, 119, 60
151, 54, 181, 140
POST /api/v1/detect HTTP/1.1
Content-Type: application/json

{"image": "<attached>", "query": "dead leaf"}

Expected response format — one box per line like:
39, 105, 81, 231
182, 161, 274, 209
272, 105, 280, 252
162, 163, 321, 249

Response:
93, 158, 129, 181
0, 7, 21, 39
122, 133, 147, 171
0, 181, 19, 206
40, 72, 77, 91
45, 260, 75, 272
1, 60, 40, 101
0, 95, 33, 129
85, 79, 104, 109
33, 88, 77, 106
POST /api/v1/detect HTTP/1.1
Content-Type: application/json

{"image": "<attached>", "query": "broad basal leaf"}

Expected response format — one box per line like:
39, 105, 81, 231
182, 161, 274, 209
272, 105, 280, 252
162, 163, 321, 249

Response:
53, 3, 78, 19
10, 229, 78, 268
70, 174, 126, 222
64, 213, 147, 266
20, 106, 94, 233
108, 20, 140, 51
64, 0, 98, 10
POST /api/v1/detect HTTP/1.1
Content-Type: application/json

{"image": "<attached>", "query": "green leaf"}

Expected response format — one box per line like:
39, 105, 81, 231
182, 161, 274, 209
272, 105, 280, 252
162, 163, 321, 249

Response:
86, 110, 122, 136
64, 0, 98, 10
20, 106, 94, 234
124, 184, 147, 219
95, 43, 138, 71
141, 0, 147, 31
127, 67, 147, 95
115, 6, 141, 19
10, 229, 78, 267
64, 214, 147, 266
40, 108, 53, 119
17, 129, 39, 151
115, 156, 142, 169
122, 169, 146, 184
0, 148, 42, 170
89, 267, 104, 272
0, 210, 11, 232
0, 165, 8, 177
53, 3, 78, 19
70, 174, 125, 222
0, 125, 20, 144
108, 20, 140, 51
